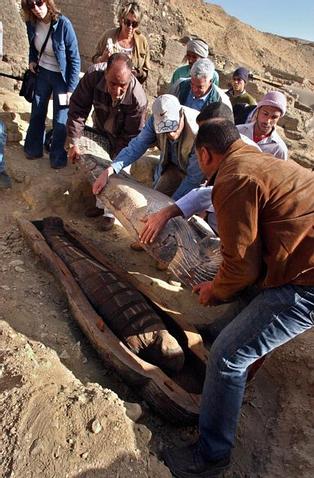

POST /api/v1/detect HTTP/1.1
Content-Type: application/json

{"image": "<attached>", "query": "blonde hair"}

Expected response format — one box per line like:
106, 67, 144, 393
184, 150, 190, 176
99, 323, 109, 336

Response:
117, 2, 142, 25
21, 0, 61, 23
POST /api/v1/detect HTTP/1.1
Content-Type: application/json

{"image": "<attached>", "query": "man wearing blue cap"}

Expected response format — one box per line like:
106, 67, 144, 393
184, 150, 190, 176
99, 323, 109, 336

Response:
226, 67, 257, 108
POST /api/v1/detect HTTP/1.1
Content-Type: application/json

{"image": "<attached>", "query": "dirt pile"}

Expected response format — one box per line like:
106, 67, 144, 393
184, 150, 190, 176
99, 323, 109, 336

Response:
0, 320, 170, 477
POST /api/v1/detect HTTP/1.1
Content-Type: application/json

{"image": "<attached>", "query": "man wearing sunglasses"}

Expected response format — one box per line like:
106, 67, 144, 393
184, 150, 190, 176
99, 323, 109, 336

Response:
93, 94, 203, 203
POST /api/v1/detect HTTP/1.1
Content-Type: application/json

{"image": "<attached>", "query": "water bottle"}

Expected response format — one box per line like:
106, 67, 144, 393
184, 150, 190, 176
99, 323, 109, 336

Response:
0, 21, 3, 61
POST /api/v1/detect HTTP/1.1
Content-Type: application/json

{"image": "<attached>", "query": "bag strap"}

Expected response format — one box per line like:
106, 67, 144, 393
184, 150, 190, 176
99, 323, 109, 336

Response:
38, 22, 54, 61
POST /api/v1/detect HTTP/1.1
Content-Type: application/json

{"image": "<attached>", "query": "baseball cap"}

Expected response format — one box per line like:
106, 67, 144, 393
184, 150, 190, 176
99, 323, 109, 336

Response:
152, 94, 181, 134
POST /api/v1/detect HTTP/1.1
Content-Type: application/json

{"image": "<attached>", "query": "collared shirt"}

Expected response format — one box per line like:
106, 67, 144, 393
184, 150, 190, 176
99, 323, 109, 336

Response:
184, 89, 211, 111
237, 121, 288, 160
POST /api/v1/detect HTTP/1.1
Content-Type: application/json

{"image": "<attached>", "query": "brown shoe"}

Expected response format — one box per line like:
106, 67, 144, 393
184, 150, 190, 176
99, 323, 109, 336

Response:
130, 241, 144, 251
85, 206, 104, 218
98, 216, 115, 231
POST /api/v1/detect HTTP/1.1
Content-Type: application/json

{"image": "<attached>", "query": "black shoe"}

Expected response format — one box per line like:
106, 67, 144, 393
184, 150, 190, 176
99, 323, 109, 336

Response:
0, 171, 12, 189
25, 153, 43, 160
50, 161, 67, 170
162, 442, 230, 478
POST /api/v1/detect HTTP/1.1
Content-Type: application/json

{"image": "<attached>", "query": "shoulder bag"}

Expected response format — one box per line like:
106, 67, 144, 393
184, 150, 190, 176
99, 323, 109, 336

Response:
20, 22, 53, 103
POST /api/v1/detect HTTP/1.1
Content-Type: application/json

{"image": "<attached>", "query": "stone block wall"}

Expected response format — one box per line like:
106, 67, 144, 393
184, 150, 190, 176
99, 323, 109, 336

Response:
57, 0, 118, 71
57, 0, 187, 97
0, 0, 29, 89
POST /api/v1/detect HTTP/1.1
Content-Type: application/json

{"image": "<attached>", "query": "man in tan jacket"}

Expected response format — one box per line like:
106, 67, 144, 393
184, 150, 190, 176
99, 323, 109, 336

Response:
145, 119, 314, 478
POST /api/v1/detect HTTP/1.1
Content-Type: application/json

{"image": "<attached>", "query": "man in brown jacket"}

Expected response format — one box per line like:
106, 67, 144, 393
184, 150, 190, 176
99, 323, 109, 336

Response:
145, 119, 314, 477
67, 52, 147, 228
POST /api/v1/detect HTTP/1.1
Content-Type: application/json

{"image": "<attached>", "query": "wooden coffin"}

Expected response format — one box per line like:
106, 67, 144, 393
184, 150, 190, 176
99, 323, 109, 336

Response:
17, 218, 208, 424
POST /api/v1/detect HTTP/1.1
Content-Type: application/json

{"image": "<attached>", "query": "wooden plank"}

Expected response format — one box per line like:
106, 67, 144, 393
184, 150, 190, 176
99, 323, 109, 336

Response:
250, 74, 284, 88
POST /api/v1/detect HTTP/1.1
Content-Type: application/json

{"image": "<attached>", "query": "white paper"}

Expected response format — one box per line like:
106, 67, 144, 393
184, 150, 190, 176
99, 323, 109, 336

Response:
58, 93, 68, 106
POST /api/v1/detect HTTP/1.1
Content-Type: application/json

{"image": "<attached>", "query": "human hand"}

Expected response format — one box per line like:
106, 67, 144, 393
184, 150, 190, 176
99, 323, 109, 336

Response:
29, 62, 38, 74
97, 48, 111, 63
92, 166, 114, 195
192, 281, 221, 306
139, 209, 170, 244
67, 145, 81, 164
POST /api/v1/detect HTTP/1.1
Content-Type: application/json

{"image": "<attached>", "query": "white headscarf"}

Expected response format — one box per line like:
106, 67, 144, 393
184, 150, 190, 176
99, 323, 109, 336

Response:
186, 38, 209, 58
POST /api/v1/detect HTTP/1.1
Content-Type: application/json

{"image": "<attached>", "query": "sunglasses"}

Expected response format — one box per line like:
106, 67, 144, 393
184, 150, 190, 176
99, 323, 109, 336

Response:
124, 19, 139, 28
28, 0, 44, 9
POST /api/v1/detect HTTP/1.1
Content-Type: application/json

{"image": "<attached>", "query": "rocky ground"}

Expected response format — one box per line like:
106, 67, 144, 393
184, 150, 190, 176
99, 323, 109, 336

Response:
0, 90, 313, 477
1, 1, 314, 477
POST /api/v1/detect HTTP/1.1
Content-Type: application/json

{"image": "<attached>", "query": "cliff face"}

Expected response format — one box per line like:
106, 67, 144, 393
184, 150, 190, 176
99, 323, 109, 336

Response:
165, 0, 314, 81
2, 0, 314, 86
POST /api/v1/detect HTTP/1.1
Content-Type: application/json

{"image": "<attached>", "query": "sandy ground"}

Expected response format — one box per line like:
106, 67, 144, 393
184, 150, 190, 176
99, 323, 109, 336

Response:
0, 118, 313, 477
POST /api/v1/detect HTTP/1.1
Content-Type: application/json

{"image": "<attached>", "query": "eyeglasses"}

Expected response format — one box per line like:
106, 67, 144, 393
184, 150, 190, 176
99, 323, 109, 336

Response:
28, 0, 44, 9
124, 19, 139, 28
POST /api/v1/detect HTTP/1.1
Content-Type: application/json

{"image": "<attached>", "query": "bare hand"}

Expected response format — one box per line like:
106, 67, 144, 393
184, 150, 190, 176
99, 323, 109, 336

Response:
29, 62, 38, 74
139, 210, 170, 244
67, 145, 81, 164
93, 166, 114, 195
192, 281, 221, 306
96, 49, 111, 63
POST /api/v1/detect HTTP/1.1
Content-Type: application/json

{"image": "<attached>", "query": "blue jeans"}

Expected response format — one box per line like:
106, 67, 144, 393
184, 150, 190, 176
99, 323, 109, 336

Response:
198, 284, 314, 460
24, 66, 69, 167
0, 120, 6, 173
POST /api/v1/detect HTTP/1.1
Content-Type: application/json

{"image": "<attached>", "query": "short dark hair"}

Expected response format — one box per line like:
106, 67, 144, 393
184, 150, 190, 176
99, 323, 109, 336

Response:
196, 102, 234, 124
195, 119, 240, 154
107, 52, 133, 72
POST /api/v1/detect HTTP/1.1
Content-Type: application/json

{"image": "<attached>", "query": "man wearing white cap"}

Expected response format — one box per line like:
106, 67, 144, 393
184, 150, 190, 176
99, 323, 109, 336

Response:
93, 94, 204, 201
170, 37, 219, 87
237, 91, 288, 160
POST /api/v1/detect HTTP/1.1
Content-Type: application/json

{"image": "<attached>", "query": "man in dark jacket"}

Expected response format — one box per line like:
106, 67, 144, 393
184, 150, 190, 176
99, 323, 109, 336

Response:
67, 53, 147, 161
67, 53, 147, 229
